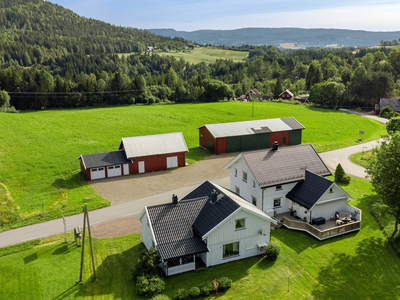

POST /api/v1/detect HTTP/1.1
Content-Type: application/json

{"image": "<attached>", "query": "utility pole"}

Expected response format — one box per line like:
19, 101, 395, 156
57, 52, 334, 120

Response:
79, 203, 97, 282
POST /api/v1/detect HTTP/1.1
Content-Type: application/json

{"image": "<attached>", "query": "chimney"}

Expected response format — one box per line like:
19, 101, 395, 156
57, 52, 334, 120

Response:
272, 141, 279, 151
210, 189, 218, 203
172, 194, 178, 204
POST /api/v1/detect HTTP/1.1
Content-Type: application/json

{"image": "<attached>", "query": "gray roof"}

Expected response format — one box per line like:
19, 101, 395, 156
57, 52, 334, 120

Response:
119, 132, 188, 158
286, 170, 333, 209
147, 197, 209, 261
238, 144, 331, 188
197, 117, 304, 138
79, 150, 131, 169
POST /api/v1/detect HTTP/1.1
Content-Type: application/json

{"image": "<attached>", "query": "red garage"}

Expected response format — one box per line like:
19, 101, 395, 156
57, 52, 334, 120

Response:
197, 117, 305, 155
118, 132, 188, 174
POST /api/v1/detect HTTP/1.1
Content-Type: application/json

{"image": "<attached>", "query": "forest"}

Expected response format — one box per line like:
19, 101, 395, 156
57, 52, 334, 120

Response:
0, 0, 400, 111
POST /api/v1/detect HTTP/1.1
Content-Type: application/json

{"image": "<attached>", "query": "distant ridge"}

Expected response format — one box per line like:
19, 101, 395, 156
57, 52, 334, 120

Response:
147, 28, 400, 48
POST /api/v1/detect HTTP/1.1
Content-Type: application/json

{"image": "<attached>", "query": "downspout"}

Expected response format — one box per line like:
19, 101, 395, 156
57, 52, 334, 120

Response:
262, 188, 264, 213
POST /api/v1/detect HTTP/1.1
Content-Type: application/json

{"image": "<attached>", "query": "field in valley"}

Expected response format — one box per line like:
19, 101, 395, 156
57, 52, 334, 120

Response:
1, 177, 399, 300
156, 48, 249, 64
0, 102, 386, 230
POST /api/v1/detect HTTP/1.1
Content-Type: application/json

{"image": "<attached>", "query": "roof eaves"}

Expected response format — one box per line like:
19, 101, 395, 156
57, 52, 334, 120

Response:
223, 153, 244, 170
145, 206, 158, 247
78, 155, 87, 170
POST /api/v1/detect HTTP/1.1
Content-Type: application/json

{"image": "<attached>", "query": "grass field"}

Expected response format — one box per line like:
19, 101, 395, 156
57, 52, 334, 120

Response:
156, 48, 249, 64
0, 102, 386, 229
1, 177, 400, 300
349, 149, 374, 168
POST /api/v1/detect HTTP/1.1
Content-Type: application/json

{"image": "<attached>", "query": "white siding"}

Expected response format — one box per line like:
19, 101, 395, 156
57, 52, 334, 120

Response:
140, 214, 154, 251
205, 209, 271, 267
263, 183, 297, 216
229, 159, 263, 210
311, 198, 349, 221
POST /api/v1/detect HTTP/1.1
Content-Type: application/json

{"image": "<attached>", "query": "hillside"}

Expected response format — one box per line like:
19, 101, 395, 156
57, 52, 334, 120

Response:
147, 28, 400, 48
0, 0, 189, 65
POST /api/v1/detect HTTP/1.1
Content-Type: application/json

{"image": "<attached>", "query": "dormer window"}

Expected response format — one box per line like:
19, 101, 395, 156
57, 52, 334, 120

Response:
276, 185, 282, 191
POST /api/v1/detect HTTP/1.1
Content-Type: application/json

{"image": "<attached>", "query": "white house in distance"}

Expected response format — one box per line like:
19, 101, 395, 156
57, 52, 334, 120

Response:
224, 143, 361, 240
139, 180, 277, 276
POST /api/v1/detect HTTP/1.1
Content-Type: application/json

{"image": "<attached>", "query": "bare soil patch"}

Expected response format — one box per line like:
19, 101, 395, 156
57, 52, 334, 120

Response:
91, 216, 142, 239
279, 43, 302, 49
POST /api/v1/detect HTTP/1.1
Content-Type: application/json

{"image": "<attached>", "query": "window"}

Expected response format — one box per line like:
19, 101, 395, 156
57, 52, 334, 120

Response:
253, 180, 256, 188
242, 171, 247, 182
235, 218, 245, 230
329, 187, 333, 193
276, 185, 282, 191
252, 196, 257, 206
115, 165, 120, 169
234, 168, 237, 177
235, 186, 240, 195
273, 198, 281, 207
223, 242, 239, 258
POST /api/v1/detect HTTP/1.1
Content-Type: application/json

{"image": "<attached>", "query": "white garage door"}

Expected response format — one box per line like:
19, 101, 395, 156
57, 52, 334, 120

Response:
108, 165, 122, 177
90, 167, 105, 180
167, 156, 178, 169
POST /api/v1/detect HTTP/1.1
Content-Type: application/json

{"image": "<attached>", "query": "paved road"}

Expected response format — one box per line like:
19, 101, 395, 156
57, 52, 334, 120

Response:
0, 110, 388, 248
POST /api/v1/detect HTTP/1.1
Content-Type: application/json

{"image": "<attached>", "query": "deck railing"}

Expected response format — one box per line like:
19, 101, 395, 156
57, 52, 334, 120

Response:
282, 217, 361, 240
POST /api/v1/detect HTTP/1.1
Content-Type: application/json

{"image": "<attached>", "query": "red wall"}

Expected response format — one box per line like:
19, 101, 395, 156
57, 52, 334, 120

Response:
80, 159, 91, 181
128, 152, 186, 174
280, 92, 292, 100
199, 127, 216, 151
269, 131, 290, 147
215, 137, 227, 154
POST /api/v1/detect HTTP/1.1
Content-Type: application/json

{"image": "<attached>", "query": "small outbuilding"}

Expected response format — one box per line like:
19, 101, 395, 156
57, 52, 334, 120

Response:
279, 89, 294, 100
197, 117, 305, 154
118, 132, 188, 174
78, 150, 132, 181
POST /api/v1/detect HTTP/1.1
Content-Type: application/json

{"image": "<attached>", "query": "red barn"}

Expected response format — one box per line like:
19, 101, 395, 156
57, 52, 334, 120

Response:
279, 89, 294, 100
79, 132, 188, 180
197, 117, 305, 155
118, 132, 188, 175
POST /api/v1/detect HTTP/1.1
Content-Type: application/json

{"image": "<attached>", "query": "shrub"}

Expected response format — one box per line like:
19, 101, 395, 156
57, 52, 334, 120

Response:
380, 105, 395, 119
211, 279, 219, 292
335, 163, 351, 184
173, 288, 189, 300
132, 247, 161, 279
386, 116, 400, 135
189, 287, 200, 298
136, 275, 165, 298
265, 242, 280, 261
217, 277, 232, 290
199, 281, 214, 296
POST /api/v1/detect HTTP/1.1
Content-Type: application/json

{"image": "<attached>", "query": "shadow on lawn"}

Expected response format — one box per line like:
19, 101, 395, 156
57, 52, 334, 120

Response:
73, 243, 143, 299
311, 237, 397, 299
52, 171, 87, 190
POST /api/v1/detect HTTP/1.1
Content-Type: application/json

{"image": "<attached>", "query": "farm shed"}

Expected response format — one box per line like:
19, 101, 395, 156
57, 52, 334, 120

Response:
197, 117, 305, 154
78, 151, 132, 181
118, 132, 188, 174
375, 97, 400, 115
279, 89, 294, 100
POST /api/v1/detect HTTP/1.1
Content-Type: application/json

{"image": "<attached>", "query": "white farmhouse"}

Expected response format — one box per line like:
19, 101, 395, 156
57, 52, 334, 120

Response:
224, 143, 361, 240
139, 180, 277, 276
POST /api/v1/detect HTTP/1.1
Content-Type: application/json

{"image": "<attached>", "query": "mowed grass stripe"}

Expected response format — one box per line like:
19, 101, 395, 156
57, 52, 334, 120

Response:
0, 102, 386, 229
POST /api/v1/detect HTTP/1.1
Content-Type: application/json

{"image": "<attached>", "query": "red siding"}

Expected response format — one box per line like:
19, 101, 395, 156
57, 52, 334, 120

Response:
215, 137, 227, 154
80, 159, 91, 181
269, 131, 290, 147
128, 152, 186, 174
199, 127, 216, 152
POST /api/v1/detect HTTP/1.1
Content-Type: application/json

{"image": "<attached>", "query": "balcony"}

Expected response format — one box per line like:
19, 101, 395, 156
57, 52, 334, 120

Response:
275, 211, 361, 240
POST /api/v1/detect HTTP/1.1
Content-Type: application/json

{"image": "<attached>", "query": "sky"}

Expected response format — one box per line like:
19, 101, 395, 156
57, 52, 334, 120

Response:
50, 0, 400, 32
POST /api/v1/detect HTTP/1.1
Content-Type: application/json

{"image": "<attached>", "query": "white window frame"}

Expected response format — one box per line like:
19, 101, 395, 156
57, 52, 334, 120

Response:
273, 198, 281, 208
223, 241, 240, 259
235, 186, 240, 195
235, 218, 245, 230
242, 171, 247, 183
252, 196, 257, 206
276, 185, 283, 191
234, 168, 237, 177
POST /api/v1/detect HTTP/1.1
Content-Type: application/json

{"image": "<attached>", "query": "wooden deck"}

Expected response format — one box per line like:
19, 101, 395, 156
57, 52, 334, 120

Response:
275, 212, 361, 240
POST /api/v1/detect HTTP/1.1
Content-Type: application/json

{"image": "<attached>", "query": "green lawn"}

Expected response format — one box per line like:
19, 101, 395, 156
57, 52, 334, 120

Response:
1, 177, 400, 299
349, 149, 374, 168
0, 102, 385, 229
156, 48, 249, 64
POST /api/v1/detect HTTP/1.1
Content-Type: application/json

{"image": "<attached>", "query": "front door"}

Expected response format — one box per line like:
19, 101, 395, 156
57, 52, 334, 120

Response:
138, 161, 145, 173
